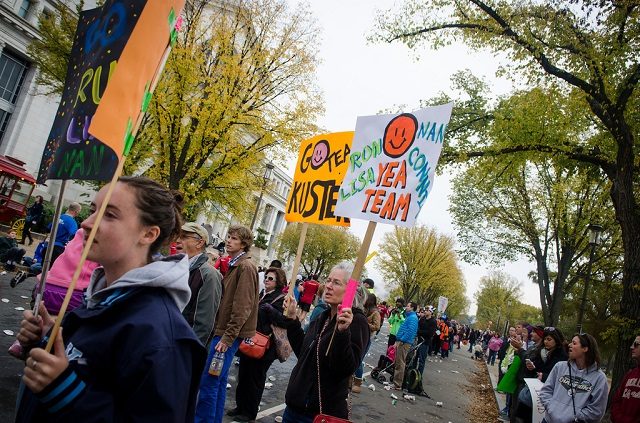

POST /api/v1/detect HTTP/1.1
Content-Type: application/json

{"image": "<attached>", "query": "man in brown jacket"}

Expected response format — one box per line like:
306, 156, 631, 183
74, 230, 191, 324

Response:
195, 225, 259, 423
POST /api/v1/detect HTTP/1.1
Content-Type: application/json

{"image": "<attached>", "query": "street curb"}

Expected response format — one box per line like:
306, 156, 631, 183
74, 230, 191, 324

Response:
486, 361, 506, 413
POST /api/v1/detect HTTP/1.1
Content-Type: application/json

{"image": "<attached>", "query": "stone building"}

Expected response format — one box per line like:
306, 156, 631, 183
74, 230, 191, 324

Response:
203, 162, 292, 269
0, 0, 97, 203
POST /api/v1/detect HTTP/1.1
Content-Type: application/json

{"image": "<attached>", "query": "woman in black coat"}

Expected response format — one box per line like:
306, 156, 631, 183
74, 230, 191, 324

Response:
275, 262, 369, 423
531, 327, 568, 382
21, 195, 44, 245
227, 267, 287, 422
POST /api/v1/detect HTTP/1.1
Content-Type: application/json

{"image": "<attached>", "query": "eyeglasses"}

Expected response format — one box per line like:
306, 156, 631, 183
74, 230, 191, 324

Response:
265, 276, 276, 281
544, 327, 556, 332
633, 341, 640, 348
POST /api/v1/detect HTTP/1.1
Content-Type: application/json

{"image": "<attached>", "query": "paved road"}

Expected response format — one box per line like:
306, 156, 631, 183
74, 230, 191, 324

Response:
0, 272, 34, 422
223, 327, 479, 422
0, 275, 480, 422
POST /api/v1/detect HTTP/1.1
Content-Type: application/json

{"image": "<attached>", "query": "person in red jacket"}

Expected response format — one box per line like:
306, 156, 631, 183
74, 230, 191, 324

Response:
297, 277, 319, 321
376, 301, 389, 339
610, 333, 640, 423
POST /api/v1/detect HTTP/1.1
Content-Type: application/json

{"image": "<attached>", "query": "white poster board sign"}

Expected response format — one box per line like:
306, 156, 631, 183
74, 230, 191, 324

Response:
524, 378, 545, 423
335, 103, 453, 226
438, 296, 449, 313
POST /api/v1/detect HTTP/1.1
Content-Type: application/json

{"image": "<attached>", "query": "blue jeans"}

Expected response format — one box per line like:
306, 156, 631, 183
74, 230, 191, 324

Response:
355, 339, 372, 378
282, 406, 314, 423
417, 340, 429, 375
488, 349, 498, 365
195, 336, 241, 423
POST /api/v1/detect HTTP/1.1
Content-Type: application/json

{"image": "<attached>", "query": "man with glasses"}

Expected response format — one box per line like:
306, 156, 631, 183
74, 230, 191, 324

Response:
610, 334, 640, 423
178, 222, 223, 346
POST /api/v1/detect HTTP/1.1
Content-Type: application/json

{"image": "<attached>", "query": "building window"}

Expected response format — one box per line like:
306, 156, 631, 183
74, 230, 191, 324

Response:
0, 110, 11, 142
0, 51, 29, 104
18, 0, 31, 18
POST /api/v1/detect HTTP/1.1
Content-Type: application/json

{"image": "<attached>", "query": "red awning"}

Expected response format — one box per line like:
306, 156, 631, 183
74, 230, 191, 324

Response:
0, 156, 36, 184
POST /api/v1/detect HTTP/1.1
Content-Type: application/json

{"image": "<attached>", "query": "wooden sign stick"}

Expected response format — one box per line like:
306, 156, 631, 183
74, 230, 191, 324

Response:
32, 180, 68, 315
45, 157, 125, 352
284, 222, 308, 318
326, 220, 377, 354
351, 220, 377, 282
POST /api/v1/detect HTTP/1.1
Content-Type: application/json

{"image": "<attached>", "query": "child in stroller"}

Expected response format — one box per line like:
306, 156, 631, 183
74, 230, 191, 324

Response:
371, 340, 429, 396
372, 344, 396, 380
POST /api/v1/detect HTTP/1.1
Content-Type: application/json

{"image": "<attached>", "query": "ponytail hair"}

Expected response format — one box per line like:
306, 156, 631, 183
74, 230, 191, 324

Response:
118, 176, 183, 257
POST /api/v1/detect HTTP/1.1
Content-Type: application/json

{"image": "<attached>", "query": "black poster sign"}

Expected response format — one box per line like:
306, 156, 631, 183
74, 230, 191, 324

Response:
37, 0, 147, 184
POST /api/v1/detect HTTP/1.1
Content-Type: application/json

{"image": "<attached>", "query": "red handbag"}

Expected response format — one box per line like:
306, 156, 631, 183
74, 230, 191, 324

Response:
313, 415, 351, 423
238, 331, 270, 359
312, 320, 352, 423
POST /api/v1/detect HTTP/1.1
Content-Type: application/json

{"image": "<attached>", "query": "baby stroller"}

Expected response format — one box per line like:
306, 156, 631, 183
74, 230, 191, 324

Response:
371, 344, 396, 382
371, 340, 429, 396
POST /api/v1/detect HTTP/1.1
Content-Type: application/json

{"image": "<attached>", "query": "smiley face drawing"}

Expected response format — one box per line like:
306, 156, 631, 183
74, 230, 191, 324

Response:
310, 139, 330, 169
382, 113, 419, 158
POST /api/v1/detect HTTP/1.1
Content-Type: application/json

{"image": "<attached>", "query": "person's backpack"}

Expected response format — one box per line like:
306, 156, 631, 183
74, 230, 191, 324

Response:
404, 368, 421, 392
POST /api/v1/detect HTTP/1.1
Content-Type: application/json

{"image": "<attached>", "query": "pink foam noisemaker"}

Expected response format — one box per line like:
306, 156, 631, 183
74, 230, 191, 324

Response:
339, 278, 358, 312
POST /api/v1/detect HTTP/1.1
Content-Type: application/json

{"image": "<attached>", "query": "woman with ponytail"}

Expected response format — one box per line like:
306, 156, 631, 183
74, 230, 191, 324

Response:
15, 176, 206, 422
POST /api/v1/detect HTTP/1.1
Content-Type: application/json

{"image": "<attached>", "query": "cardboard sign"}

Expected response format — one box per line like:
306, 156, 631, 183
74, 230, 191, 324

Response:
285, 132, 353, 227
89, 0, 185, 156
524, 378, 545, 423
334, 104, 453, 226
438, 296, 449, 313
37, 1, 147, 183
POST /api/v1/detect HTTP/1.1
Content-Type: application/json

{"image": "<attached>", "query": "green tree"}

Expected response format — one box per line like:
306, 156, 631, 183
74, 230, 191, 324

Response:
558, 236, 625, 368
27, 0, 84, 96
128, 0, 323, 217
449, 88, 616, 326
27, 0, 323, 218
474, 271, 521, 330
276, 224, 360, 278
379, 226, 468, 317
373, 0, 639, 393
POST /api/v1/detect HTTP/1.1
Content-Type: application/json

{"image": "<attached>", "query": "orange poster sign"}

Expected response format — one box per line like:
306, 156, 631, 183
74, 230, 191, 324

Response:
89, 0, 185, 155
285, 132, 353, 227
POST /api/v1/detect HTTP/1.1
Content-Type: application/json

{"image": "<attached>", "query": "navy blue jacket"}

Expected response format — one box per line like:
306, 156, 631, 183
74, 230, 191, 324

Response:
15, 287, 206, 422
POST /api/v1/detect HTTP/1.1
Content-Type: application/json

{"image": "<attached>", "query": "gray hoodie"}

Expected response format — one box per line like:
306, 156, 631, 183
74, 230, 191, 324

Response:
538, 360, 608, 423
85, 254, 191, 311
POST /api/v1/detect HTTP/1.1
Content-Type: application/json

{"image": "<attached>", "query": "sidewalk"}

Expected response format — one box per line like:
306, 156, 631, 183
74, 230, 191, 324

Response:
486, 359, 507, 413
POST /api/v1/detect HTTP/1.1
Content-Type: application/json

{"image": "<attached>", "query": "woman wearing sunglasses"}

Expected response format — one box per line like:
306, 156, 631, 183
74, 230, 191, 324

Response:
227, 267, 287, 422
610, 333, 640, 423
538, 333, 608, 423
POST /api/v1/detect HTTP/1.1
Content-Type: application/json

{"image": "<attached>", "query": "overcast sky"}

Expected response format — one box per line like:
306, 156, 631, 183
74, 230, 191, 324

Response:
284, 0, 542, 314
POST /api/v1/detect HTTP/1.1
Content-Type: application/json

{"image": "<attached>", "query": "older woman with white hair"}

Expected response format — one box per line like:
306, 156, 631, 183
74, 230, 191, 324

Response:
267, 262, 369, 422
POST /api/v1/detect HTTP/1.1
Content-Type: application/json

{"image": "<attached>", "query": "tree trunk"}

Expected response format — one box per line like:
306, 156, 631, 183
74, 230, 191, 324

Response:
605, 117, 639, 401
607, 170, 640, 399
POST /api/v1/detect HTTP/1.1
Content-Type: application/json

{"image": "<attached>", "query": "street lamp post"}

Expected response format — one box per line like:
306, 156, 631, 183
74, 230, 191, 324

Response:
503, 300, 512, 336
576, 223, 603, 334
250, 162, 275, 232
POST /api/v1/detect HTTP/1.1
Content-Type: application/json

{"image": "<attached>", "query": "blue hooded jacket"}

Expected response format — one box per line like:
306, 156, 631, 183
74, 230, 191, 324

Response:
15, 255, 206, 422
396, 310, 418, 344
